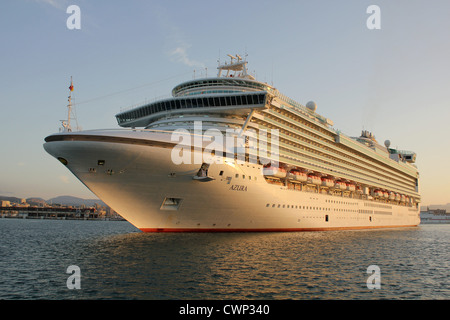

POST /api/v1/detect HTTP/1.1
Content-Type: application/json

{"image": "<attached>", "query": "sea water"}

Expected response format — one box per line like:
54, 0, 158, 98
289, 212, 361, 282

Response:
0, 218, 448, 300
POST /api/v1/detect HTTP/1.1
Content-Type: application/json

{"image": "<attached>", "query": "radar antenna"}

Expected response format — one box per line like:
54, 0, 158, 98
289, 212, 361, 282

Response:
217, 53, 253, 79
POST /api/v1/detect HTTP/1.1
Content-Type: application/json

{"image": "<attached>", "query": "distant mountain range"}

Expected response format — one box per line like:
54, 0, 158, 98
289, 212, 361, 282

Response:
47, 196, 107, 207
0, 195, 107, 207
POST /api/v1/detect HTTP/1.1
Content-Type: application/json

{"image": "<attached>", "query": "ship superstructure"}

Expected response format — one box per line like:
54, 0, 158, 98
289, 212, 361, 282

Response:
44, 55, 420, 231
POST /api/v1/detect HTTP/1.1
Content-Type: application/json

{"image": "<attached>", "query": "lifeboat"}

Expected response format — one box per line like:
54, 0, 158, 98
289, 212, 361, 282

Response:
400, 195, 406, 202
347, 184, 356, 192
383, 191, 389, 199
356, 186, 363, 194
288, 170, 307, 182
335, 181, 347, 190
263, 166, 286, 178
307, 174, 322, 185
294, 171, 308, 182
389, 192, 396, 200
321, 177, 334, 187
374, 190, 384, 198
395, 193, 401, 201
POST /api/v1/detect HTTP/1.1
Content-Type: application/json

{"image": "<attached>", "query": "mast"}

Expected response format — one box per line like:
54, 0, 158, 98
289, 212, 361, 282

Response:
217, 54, 253, 79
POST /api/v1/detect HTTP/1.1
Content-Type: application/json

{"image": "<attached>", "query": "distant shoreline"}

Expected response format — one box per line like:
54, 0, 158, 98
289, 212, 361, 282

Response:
0, 214, 126, 221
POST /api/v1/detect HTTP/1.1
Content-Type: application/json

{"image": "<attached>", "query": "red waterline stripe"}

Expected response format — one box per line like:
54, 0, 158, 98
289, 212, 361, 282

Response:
139, 225, 419, 233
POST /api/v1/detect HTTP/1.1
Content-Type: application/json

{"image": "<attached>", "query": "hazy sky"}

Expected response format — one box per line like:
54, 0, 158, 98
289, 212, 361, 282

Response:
1, 0, 449, 206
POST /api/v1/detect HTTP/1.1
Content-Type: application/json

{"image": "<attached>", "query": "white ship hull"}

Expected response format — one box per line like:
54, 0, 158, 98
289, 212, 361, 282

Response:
44, 130, 420, 232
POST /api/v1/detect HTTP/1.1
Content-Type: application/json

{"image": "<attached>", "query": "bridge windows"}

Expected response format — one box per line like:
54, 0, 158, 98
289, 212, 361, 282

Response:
116, 92, 267, 125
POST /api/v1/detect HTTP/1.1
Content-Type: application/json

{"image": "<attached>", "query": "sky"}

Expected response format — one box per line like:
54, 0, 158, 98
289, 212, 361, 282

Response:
1, 0, 449, 206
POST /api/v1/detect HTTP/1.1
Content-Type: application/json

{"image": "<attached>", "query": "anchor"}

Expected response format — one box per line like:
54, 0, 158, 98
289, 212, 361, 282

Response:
192, 163, 215, 182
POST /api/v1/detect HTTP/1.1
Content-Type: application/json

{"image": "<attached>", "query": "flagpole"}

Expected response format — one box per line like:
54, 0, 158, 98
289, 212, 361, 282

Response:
67, 76, 74, 132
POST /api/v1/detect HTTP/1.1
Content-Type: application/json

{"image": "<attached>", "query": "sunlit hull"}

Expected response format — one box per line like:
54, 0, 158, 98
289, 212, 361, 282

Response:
44, 130, 420, 232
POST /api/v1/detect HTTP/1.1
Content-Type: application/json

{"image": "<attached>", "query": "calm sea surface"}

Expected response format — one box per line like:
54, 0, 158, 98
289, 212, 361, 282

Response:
0, 218, 448, 300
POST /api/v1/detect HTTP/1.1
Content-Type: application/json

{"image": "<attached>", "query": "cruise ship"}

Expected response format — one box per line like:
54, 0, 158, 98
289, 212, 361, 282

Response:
43, 55, 421, 232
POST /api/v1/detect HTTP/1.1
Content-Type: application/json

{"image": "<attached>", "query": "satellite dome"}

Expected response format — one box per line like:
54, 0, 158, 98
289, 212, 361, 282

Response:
306, 101, 317, 112
384, 140, 391, 148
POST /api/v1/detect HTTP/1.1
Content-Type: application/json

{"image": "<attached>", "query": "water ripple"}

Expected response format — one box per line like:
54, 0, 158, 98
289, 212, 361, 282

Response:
0, 219, 448, 299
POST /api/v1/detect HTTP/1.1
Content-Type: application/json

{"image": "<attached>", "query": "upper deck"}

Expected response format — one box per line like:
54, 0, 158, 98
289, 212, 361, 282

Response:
172, 77, 270, 97
115, 55, 333, 129
114, 55, 417, 172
